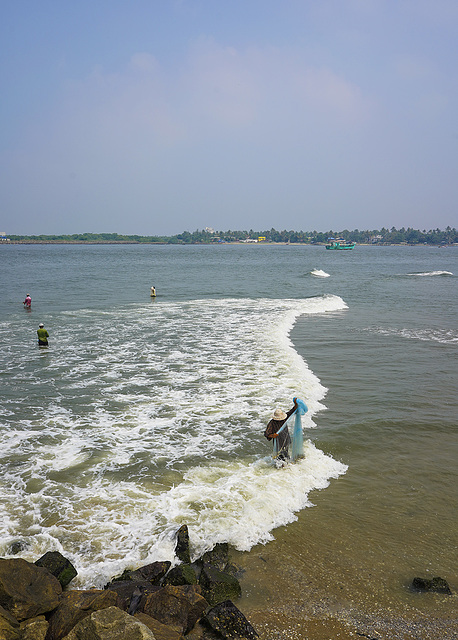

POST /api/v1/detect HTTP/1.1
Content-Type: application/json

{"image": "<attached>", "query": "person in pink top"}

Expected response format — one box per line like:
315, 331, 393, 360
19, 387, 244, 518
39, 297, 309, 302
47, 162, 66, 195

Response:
23, 294, 32, 309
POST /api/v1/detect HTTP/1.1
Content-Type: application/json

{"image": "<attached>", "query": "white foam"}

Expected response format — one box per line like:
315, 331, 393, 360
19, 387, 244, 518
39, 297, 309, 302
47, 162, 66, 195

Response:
0, 295, 348, 588
406, 270, 453, 276
366, 326, 458, 345
311, 268, 330, 278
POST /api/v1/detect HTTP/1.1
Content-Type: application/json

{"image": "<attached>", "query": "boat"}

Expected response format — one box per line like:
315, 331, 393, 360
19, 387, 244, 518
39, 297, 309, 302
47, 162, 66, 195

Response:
325, 238, 355, 250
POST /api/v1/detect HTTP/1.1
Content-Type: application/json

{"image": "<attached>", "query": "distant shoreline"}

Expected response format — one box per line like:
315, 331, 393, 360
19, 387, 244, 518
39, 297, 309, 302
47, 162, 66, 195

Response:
1, 240, 455, 247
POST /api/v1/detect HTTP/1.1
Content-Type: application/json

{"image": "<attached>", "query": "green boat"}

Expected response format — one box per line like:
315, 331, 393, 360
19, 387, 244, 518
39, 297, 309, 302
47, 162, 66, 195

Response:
325, 239, 356, 250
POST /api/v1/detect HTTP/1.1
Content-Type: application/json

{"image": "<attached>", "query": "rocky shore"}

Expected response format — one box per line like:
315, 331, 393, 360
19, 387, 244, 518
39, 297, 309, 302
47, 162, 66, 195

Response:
0, 525, 258, 640
1, 524, 453, 640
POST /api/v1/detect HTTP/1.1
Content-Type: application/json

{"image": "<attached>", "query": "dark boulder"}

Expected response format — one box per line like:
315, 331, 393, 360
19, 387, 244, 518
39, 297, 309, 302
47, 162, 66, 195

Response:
128, 587, 145, 615
175, 526, 191, 565
19, 614, 49, 640
134, 611, 186, 640
0, 604, 20, 640
199, 566, 241, 606
35, 552, 77, 588
411, 576, 452, 594
202, 600, 258, 640
7, 541, 29, 555
0, 558, 61, 622
200, 544, 229, 572
142, 584, 208, 635
111, 561, 171, 586
163, 564, 198, 587
102, 581, 160, 612
45, 588, 118, 640
60, 606, 155, 640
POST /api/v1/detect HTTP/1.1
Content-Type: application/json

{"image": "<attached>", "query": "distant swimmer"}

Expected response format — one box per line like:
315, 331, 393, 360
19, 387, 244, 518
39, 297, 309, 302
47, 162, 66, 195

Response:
23, 294, 32, 309
150, 286, 157, 297
37, 323, 49, 347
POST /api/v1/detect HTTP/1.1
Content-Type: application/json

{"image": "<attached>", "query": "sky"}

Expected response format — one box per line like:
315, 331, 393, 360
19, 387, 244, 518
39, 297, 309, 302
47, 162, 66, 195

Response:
1, 1, 457, 236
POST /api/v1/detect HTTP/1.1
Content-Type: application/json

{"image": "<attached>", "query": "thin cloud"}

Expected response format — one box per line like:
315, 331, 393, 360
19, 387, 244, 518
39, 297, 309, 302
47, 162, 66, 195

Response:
27, 41, 372, 156
1, 1, 456, 235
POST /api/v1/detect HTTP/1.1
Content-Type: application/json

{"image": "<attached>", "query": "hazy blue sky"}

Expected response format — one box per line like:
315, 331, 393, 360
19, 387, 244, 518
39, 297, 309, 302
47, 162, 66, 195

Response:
1, 1, 457, 235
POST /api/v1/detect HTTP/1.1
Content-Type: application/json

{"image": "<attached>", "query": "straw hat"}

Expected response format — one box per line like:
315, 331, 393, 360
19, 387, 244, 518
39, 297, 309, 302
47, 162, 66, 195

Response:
272, 408, 287, 421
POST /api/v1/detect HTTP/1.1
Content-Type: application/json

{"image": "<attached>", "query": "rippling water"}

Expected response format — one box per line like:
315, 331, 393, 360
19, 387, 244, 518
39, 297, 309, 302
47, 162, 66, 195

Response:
1, 243, 457, 637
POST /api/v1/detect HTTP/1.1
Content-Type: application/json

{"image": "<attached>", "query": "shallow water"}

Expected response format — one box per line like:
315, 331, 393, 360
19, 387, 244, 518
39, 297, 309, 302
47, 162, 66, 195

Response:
1, 243, 457, 636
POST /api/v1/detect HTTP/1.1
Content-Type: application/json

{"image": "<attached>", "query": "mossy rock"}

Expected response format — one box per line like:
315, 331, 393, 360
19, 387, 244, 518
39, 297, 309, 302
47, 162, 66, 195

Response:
175, 525, 191, 564
34, 551, 77, 588
163, 564, 197, 586
199, 566, 241, 606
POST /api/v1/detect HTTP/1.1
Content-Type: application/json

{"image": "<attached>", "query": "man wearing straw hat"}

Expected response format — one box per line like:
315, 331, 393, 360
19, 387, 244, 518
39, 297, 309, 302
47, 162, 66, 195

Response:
264, 397, 298, 461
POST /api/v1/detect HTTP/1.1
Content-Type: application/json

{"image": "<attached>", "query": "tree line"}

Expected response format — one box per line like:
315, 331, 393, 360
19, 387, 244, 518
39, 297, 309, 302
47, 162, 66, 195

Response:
5, 226, 457, 245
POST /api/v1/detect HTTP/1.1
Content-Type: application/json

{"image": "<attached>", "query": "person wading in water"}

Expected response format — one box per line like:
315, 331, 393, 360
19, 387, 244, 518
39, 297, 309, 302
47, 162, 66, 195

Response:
37, 323, 49, 347
264, 397, 298, 461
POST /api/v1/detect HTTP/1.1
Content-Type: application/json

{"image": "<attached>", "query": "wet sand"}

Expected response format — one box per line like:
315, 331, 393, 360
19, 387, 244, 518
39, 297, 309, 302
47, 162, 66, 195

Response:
234, 480, 457, 639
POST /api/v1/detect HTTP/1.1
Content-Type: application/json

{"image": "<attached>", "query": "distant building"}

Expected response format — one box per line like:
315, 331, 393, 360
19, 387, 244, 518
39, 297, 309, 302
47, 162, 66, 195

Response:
204, 227, 215, 234
258, 236, 266, 242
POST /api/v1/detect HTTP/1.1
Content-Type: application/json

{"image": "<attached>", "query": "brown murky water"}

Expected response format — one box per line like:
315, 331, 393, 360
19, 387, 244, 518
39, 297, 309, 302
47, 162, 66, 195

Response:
236, 311, 458, 639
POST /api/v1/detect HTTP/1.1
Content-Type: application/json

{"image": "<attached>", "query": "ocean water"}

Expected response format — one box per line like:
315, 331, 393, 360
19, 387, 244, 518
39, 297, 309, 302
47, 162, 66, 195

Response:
1, 243, 457, 637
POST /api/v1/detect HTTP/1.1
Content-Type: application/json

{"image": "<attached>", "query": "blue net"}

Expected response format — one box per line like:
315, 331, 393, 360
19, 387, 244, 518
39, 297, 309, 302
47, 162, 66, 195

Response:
291, 398, 308, 461
272, 398, 308, 463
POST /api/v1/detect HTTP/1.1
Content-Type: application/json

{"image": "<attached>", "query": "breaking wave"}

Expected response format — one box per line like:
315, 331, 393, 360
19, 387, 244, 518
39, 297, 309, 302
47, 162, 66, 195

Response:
0, 295, 348, 588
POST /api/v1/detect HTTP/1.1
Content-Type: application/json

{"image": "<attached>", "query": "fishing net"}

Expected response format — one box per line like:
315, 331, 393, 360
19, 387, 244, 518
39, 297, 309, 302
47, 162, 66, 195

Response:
291, 398, 308, 460
273, 398, 308, 462
272, 421, 289, 460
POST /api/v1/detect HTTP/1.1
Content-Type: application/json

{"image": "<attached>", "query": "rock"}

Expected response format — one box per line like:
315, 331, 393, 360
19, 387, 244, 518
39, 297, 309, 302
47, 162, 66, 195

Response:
202, 600, 259, 640
128, 587, 145, 615
35, 552, 78, 588
46, 588, 119, 640
184, 620, 219, 640
200, 544, 229, 572
175, 526, 191, 565
111, 562, 171, 586
142, 585, 208, 635
0, 604, 20, 640
411, 576, 452, 594
199, 566, 241, 606
7, 540, 29, 555
163, 564, 198, 587
20, 615, 49, 640
0, 605, 20, 628
222, 563, 241, 579
0, 558, 62, 621
189, 562, 203, 582
0, 618, 21, 640
102, 581, 161, 612
134, 612, 186, 640
61, 606, 156, 639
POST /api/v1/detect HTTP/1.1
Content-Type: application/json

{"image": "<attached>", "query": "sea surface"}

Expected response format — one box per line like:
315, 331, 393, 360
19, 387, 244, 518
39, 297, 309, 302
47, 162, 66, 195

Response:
0, 243, 457, 638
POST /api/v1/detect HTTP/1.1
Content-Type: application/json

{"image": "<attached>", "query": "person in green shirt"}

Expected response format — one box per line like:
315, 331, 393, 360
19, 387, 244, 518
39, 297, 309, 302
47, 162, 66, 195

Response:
37, 323, 49, 347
